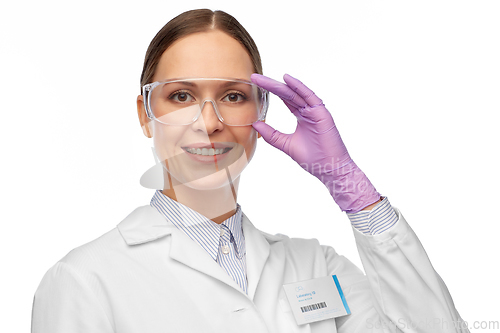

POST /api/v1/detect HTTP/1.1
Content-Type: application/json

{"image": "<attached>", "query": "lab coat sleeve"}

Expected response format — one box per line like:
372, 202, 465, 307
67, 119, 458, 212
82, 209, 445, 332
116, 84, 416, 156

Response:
323, 208, 469, 333
32, 261, 114, 333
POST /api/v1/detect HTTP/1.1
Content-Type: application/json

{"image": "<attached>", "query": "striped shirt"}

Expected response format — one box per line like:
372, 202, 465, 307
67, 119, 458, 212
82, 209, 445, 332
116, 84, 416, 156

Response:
347, 197, 399, 235
151, 191, 398, 294
150, 190, 247, 294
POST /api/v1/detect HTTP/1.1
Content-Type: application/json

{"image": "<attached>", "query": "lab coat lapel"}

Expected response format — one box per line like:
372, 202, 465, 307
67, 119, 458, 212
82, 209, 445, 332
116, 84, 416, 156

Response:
168, 227, 247, 295
242, 213, 271, 300
118, 206, 247, 295
118, 206, 273, 300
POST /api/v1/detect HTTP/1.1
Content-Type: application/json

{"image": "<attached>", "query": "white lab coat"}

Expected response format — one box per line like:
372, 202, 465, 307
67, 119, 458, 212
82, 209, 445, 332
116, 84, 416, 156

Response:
32, 205, 468, 332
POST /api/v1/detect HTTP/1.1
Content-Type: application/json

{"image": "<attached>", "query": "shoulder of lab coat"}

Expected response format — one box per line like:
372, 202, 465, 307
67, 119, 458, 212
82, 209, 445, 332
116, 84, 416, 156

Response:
337, 207, 469, 333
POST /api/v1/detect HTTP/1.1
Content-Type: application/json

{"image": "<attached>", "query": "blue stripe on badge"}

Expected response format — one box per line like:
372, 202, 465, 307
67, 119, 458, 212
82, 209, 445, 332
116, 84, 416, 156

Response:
332, 275, 351, 314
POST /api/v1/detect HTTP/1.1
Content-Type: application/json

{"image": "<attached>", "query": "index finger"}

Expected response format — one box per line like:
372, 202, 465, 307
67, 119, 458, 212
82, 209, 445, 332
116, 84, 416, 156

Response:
251, 74, 307, 108
283, 74, 323, 106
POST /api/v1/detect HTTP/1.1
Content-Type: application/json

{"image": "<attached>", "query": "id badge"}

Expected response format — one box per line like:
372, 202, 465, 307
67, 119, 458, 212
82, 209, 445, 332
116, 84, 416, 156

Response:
283, 275, 351, 326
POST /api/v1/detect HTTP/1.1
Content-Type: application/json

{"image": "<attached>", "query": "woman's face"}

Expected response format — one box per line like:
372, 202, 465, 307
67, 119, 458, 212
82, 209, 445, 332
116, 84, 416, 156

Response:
138, 30, 259, 190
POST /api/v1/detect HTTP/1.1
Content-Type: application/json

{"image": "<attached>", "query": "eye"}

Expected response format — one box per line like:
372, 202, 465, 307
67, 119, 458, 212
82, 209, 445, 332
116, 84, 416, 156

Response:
222, 92, 246, 103
169, 91, 195, 103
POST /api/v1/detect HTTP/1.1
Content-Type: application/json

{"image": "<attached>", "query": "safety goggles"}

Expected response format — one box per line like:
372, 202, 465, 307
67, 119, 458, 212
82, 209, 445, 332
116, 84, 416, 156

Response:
142, 78, 269, 126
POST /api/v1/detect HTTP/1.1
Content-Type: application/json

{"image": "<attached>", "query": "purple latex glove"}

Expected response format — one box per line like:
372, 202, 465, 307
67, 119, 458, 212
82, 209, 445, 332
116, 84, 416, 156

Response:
251, 73, 380, 213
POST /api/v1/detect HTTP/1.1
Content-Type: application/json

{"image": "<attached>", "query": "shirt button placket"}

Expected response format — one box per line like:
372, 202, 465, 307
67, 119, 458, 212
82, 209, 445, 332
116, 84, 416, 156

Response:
221, 225, 230, 255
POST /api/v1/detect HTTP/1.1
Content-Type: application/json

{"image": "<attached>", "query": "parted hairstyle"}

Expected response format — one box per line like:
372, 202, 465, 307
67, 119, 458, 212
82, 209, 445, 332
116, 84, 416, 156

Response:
139, 9, 263, 89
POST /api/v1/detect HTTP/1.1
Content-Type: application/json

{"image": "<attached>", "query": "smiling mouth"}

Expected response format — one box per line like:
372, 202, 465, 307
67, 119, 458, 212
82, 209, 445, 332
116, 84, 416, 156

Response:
183, 147, 233, 156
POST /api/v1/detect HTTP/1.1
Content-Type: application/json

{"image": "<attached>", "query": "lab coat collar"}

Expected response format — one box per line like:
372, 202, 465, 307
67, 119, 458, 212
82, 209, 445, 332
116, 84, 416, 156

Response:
117, 205, 271, 301
117, 205, 176, 245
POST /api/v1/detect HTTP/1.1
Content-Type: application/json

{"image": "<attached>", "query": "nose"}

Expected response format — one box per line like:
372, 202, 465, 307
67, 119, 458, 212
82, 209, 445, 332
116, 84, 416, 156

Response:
191, 100, 224, 134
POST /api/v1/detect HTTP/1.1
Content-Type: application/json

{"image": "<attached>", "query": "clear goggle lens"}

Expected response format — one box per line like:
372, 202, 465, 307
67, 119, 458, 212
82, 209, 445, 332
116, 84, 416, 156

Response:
142, 78, 269, 126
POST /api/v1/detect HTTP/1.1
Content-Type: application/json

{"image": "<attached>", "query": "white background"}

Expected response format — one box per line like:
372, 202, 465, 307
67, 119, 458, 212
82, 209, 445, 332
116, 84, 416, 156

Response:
1, 0, 499, 331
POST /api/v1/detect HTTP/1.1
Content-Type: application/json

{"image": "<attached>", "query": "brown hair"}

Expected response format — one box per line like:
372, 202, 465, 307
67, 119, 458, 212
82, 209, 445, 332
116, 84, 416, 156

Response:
140, 9, 263, 88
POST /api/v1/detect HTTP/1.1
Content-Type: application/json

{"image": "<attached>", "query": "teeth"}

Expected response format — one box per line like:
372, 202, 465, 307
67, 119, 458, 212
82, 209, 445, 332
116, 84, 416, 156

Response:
185, 147, 230, 156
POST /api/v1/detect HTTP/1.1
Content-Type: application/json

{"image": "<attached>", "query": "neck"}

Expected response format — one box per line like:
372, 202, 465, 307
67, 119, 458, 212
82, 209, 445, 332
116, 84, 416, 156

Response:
161, 170, 240, 224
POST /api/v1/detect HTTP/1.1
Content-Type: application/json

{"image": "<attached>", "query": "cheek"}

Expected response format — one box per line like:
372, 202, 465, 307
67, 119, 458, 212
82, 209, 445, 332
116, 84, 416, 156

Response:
232, 127, 258, 160
152, 122, 184, 158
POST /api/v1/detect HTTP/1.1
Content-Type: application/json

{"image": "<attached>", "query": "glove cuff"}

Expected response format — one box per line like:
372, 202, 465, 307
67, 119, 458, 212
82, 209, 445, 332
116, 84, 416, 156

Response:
320, 161, 381, 213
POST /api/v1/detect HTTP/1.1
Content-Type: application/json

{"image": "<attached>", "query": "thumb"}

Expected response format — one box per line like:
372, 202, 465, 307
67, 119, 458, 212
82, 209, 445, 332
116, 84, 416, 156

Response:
252, 121, 290, 153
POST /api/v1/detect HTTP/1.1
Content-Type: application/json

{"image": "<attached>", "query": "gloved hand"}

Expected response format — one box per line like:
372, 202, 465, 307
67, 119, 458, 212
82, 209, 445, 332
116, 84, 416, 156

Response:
251, 73, 380, 213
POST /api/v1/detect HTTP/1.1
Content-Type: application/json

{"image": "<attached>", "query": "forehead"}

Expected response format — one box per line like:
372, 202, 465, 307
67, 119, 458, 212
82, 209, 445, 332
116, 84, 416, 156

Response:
153, 30, 254, 82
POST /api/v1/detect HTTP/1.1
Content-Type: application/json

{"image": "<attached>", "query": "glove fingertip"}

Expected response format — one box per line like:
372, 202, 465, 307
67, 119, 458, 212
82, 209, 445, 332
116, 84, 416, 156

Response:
251, 73, 264, 84
252, 121, 282, 146
283, 73, 300, 85
251, 121, 270, 134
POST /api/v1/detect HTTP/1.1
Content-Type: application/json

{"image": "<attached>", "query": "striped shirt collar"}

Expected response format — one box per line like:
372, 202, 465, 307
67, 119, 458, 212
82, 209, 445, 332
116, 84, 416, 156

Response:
150, 190, 245, 261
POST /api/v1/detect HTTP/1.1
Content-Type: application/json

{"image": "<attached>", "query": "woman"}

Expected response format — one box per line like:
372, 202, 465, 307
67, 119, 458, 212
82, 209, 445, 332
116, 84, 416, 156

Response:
31, 9, 468, 332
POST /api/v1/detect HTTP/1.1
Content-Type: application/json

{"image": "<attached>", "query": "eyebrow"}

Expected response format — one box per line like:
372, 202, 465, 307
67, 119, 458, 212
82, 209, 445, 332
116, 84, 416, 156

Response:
163, 79, 252, 88
220, 80, 252, 87
173, 81, 195, 87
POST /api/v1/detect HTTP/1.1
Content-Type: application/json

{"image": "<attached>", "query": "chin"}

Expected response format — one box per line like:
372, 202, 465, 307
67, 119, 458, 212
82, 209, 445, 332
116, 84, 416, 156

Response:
168, 149, 251, 191
182, 168, 237, 190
